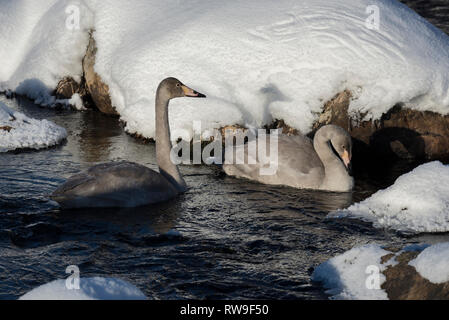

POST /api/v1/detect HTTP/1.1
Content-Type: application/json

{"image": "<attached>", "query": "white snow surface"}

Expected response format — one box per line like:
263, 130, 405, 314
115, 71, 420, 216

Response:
69, 93, 86, 110
313, 242, 449, 299
19, 277, 147, 300
0, 0, 93, 106
0, 101, 67, 152
1, 0, 449, 139
312, 244, 389, 300
409, 242, 449, 284
329, 162, 449, 233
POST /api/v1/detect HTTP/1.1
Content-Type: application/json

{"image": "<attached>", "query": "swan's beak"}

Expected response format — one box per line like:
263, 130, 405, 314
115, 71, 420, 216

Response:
341, 150, 350, 169
341, 150, 352, 174
182, 85, 206, 98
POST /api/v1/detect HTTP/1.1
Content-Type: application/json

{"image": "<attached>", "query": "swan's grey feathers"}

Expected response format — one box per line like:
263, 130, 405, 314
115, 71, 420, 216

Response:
224, 134, 324, 188
51, 78, 205, 209
223, 125, 353, 192
51, 161, 178, 208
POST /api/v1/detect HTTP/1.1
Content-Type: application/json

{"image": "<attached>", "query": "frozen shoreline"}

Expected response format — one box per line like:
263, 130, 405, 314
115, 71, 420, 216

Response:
312, 242, 449, 300
329, 161, 449, 234
20, 277, 147, 300
1, 0, 448, 140
0, 101, 67, 152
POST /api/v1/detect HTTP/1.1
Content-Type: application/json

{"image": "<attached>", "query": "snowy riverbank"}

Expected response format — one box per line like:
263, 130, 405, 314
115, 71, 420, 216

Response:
1, 0, 449, 140
20, 277, 147, 300
312, 242, 449, 300
329, 161, 449, 234
0, 101, 67, 152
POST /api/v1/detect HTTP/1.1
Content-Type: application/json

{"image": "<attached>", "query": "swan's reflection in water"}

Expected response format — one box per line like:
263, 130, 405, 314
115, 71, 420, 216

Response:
57, 200, 181, 236
75, 112, 124, 164
68, 111, 158, 168
217, 173, 354, 214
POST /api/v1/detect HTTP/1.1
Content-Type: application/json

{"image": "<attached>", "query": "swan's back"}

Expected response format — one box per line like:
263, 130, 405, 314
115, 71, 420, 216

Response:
51, 161, 178, 208
223, 134, 324, 189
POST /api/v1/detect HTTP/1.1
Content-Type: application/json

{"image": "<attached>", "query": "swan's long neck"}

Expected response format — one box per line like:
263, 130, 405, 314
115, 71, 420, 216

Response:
155, 90, 187, 192
314, 130, 353, 192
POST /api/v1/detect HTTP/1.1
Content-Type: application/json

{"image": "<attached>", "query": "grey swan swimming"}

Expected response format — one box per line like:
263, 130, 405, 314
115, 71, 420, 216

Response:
223, 124, 354, 192
51, 77, 205, 208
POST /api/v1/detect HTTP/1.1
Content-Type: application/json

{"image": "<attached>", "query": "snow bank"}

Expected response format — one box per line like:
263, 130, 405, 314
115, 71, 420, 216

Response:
313, 242, 449, 299
0, 101, 67, 152
20, 277, 147, 300
409, 242, 449, 284
0, 0, 93, 106
69, 93, 86, 110
1, 0, 449, 139
311, 244, 389, 300
329, 162, 449, 233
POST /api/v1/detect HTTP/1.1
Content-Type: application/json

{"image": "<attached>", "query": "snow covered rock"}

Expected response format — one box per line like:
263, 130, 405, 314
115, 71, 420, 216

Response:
54, 77, 81, 100
382, 244, 449, 300
1, 0, 449, 144
408, 242, 449, 284
312, 242, 449, 300
328, 161, 449, 234
311, 244, 390, 300
20, 277, 147, 300
0, 101, 67, 152
82, 34, 117, 115
314, 92, 449, 160
0, 0, 93, 107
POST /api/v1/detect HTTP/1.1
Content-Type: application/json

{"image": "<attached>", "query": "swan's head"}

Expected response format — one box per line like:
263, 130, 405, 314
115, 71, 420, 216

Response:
327, 125, 352, 172
158, 77, 206, 100
315, 125, 352, 173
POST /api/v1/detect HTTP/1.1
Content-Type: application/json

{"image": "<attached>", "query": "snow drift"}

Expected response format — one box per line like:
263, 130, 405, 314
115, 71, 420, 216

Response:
311, 244, 390, 300
409, 242, 449, 284
19, 277, 147, 300
329, 162, 449, 233
0, 101, 67, 152
1, 0, 449, 140
0, 0, 93, 107
312, 242, 449, 300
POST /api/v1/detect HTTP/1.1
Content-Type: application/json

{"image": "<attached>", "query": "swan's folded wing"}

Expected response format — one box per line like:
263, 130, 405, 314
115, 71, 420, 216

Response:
268, 135, 324, 188
223, 134, 324, 189
51, 161, 177, 208
280, 135, 324, 171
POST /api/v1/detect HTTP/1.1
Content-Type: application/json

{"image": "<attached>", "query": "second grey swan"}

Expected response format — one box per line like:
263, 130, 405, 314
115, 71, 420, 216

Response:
223, 125, 354, 192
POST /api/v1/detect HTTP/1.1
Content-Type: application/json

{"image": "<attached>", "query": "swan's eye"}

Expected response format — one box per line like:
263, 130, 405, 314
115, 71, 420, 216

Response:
176, 83, 181, 87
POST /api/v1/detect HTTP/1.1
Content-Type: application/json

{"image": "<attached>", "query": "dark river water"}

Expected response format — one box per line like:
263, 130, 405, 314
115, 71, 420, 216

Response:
1, 1, 449, 300
400, 0, 449, 34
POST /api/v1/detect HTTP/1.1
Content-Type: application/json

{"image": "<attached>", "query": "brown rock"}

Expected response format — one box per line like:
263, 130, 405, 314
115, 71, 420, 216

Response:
268, 119, 299, 136
0, 125, 13, 132
220, 124, 247, 137
382, 251, 449, 300
313, 91, 449, 160
218, 121, 298, 143
54, 77, 80, 99
315, 90, 352, 131
380, 253, 395, 265
218, 124, 248, 145
82, 32, 118, 116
